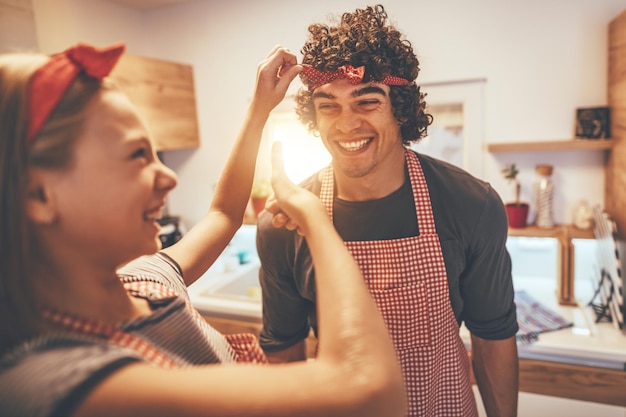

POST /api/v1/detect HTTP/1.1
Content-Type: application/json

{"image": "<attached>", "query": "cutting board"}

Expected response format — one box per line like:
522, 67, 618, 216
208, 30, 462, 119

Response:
110, 53, 200, 151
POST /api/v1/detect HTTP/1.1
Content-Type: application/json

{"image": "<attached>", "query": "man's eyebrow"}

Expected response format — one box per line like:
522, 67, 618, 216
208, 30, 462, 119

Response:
353, 85, 387, 98
312, 91, 335, 100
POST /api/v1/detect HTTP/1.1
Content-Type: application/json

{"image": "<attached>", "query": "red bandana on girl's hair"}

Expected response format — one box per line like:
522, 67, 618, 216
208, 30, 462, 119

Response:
27, 42, 126, 143
300, 63, 411, 91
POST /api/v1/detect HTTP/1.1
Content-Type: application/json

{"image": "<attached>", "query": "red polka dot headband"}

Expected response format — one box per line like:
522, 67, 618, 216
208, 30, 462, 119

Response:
27, 42, 126, 143
300, 63, 411, 91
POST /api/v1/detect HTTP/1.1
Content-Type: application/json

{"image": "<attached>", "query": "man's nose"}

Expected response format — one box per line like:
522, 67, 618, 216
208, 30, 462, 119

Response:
335, 108, 362, 133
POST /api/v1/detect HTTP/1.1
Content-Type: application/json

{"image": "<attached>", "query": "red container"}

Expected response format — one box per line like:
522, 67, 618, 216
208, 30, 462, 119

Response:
505, 203, 529, 228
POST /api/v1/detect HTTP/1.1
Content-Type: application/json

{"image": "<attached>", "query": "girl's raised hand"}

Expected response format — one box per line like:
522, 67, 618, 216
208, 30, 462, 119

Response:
251, 46, 301, 115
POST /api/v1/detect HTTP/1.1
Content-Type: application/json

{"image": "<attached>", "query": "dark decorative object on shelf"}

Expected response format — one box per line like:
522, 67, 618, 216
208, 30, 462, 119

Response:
575, 106, 611, 139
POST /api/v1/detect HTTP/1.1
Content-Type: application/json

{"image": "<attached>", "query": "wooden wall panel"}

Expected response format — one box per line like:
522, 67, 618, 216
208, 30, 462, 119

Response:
0, 0, 38, 53
518, 359, 626, 407
110, 53, 200, 151
607, 10, 626, 238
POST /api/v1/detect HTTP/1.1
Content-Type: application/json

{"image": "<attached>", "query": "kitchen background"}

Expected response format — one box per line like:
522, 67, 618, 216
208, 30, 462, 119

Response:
1, 0, 622, 229
2, 1, 626, 415
4, 0, 621, 306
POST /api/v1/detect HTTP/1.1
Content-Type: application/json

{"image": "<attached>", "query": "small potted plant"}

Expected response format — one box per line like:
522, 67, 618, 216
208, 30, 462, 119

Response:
501, 163, 529, 228
250, 178, 271, 217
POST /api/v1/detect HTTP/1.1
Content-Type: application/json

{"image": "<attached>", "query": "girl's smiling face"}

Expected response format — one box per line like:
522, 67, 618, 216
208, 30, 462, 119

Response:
46, 89, 178, 267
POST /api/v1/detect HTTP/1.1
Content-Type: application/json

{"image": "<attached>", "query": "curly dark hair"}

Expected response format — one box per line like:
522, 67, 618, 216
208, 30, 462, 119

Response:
295, 4, 432, 145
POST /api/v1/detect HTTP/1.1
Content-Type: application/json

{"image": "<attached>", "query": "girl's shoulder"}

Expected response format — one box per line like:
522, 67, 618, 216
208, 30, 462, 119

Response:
117, 252, 188, 300
0, 335, 141, 416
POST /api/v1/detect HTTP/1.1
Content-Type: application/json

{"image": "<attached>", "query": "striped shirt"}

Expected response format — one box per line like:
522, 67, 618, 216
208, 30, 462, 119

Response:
0, 253, 235, 417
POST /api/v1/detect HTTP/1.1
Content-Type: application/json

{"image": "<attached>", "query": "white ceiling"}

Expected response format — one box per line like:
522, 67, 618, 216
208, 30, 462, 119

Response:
104, 0, 194, 11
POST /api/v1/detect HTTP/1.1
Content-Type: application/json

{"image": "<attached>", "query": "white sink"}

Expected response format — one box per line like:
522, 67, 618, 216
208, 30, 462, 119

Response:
188, 225, 263, 322
188, 257, 262, 322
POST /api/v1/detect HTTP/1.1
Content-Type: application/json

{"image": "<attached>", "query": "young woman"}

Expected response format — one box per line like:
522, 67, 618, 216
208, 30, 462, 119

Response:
0, 43, 405, 417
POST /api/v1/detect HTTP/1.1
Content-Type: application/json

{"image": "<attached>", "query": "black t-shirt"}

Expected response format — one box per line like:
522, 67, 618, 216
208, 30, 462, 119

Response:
256, 151, 518, 352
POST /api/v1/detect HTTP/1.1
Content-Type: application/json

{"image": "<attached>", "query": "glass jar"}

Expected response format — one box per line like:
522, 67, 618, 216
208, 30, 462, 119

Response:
534, 164, 555, 228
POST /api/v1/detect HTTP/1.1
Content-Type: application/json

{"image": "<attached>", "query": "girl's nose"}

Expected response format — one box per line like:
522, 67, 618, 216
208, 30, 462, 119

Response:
156, 162, 178, 192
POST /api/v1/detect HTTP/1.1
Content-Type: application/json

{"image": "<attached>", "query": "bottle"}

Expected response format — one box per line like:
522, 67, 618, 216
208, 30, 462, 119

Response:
534, 164, 555, 228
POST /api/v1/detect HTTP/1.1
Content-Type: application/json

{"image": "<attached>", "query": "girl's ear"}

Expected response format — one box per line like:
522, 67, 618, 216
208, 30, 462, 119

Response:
25, 171, 57, 225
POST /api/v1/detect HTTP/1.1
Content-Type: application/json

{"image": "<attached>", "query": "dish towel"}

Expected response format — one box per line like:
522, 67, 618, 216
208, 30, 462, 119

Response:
515, 290, 574, 344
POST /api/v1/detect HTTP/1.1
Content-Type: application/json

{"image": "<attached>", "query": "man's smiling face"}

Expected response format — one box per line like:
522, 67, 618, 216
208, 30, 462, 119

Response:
313, 79, 404, 180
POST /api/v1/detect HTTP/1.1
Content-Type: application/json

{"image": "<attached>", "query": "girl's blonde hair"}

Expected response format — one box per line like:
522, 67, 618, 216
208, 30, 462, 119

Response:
0, 52, 105, 353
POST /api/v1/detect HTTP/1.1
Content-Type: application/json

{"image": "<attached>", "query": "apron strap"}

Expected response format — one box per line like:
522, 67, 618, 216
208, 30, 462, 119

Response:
319, 148, 437, 234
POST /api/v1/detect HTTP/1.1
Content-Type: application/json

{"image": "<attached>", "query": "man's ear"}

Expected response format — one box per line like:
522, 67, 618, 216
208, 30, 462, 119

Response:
25, 172, 57, 225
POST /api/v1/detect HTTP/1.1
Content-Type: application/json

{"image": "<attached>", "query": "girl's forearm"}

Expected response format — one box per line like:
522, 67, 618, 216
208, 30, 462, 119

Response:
210, 109, 268, 222
304, 216, 406, 414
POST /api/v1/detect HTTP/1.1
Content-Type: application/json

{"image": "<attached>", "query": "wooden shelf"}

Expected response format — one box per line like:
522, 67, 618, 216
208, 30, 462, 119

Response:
486, 139, 613, 153
508, 224, 594, 239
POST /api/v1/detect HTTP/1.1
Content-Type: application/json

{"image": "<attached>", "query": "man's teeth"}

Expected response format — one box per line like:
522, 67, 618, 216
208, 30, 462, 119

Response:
338, 138, 370, 151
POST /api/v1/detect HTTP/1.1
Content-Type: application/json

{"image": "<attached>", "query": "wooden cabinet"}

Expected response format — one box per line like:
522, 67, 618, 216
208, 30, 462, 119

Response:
508, 225, 593, 305
110, 53, 200, 151
518, 359, 626, 407
470, 353, 626, 408
607, 10, 626, 240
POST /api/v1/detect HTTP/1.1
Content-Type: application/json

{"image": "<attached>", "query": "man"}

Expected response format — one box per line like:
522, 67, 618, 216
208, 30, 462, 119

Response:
257, 5, 519, 416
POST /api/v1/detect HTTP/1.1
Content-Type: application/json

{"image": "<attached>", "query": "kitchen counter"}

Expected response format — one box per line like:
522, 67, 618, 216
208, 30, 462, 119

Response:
461, 276, 626, 371
188, 226, 626, 406
189, 251, 626, 406
190, 259, 626, 370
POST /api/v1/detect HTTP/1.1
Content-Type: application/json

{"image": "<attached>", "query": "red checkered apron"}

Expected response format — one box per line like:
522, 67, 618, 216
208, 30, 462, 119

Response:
320, 149, 477, 416
42, 279, 267, 367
